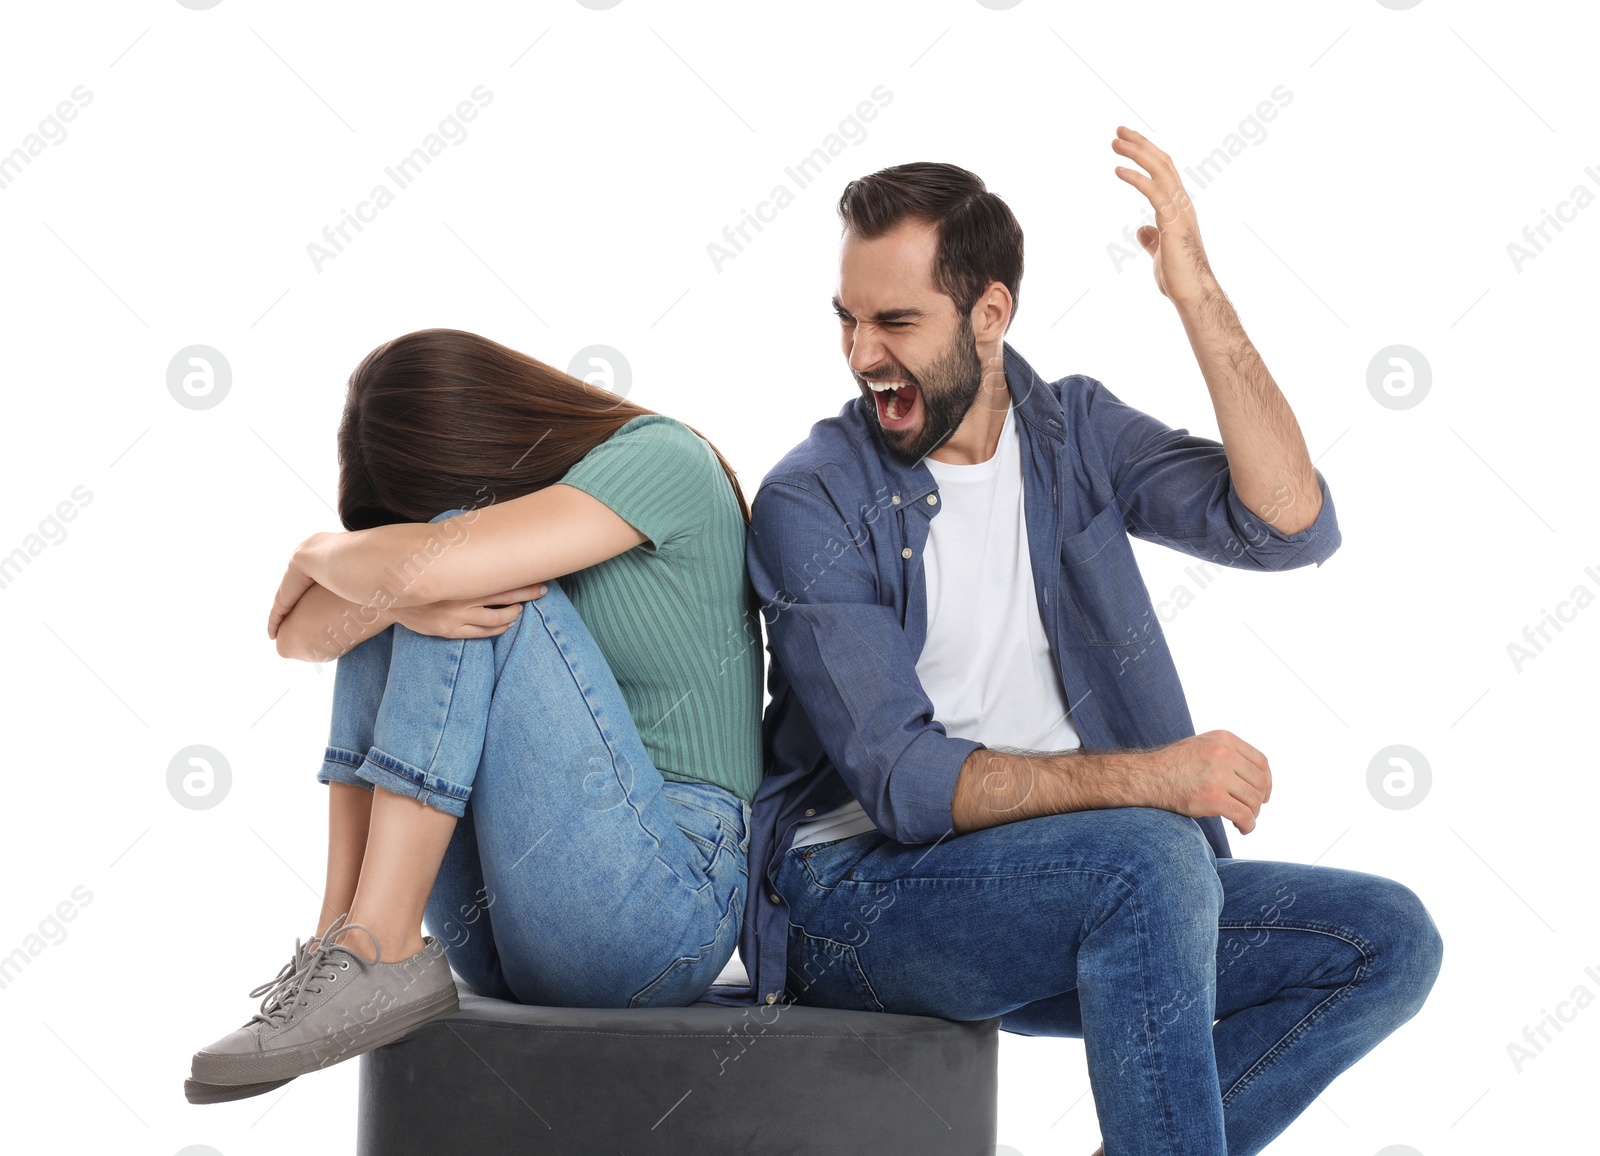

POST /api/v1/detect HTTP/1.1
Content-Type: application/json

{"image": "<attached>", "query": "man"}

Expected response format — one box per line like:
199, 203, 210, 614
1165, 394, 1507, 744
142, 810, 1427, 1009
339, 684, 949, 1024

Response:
716, 131, 1442, 1155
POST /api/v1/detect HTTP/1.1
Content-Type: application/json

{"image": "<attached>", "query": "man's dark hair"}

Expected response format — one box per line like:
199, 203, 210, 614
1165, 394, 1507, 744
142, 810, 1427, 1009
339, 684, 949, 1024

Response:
836, 161, 1024, 328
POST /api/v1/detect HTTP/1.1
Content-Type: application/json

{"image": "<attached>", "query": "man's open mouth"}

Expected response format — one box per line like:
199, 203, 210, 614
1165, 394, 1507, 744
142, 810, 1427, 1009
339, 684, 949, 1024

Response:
866, 379, 920, 430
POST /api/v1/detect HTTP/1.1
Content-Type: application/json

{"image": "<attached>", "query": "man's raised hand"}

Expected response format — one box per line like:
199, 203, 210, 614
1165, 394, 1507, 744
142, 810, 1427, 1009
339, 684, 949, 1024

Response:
1110, 125, 1216, 306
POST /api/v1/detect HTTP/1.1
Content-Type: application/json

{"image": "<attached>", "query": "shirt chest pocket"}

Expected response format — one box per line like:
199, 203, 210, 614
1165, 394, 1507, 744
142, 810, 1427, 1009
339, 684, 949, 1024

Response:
1059, 501, 1158, 647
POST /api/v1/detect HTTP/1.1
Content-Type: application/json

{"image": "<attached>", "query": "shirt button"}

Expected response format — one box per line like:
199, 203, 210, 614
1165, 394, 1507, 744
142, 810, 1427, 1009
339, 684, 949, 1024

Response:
927, 494, 938, 505
765, 992, 779, 1005
891, 494, 901, 505
804, 808, 816, 817
901, 547, 913, 559
769, 892, 781, 904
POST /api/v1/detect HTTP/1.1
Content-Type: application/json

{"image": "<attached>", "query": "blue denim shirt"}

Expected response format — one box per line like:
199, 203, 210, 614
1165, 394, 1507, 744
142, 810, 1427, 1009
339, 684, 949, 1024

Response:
702, 340, 1341, 1008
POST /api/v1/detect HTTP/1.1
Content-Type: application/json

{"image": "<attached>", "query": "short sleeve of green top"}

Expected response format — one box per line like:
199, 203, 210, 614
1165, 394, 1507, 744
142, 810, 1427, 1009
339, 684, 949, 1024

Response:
555, 415, 762, 803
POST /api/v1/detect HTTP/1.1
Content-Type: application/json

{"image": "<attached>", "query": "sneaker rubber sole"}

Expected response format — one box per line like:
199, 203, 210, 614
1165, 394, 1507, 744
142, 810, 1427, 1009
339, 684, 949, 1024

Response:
184, 1075, 294, 1104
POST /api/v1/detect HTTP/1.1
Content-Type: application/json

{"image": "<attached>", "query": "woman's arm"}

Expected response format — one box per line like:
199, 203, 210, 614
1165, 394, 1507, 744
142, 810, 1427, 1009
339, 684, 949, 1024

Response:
275, 579, 549, 662
275, 581, 400, 662
290, 484, 646, 612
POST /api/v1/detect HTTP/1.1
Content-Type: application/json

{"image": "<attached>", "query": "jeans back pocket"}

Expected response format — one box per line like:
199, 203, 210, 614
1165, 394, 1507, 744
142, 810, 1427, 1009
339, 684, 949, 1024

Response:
662, 779, 748, 881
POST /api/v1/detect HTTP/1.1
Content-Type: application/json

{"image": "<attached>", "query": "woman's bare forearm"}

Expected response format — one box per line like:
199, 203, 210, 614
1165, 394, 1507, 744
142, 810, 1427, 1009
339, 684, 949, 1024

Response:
295, 485, 646, 609
276, 581, 398, 662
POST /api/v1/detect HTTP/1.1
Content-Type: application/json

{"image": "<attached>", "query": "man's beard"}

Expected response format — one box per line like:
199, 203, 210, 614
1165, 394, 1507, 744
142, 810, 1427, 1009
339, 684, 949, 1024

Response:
860, 314, 986, 463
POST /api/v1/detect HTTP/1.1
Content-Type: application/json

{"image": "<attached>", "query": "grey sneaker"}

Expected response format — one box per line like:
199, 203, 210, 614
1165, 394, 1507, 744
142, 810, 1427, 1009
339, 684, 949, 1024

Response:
185, 928, 324, 1104
188, 912, 458, 1093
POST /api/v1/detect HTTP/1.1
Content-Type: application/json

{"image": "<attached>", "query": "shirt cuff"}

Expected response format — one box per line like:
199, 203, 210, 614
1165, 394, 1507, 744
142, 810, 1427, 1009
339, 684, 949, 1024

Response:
885, 729, 985, 844
1225, 468, 1341, 569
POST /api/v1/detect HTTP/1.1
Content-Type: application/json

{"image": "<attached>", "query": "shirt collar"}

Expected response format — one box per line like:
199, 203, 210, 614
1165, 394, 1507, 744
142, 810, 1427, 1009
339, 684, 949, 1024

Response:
1003, 339, 1067, 445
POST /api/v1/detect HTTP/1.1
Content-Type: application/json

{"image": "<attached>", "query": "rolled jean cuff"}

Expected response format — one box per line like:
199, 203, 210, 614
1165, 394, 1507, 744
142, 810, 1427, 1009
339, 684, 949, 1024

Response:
352, 745, 471, 819
317, 745, 374, 792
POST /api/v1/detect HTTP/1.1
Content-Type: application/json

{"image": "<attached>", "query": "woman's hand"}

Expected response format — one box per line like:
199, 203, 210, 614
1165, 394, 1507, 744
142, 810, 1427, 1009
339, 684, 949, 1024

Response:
393, 584, 549, 639
267, 533, 334, 641
268, 513, 573, 641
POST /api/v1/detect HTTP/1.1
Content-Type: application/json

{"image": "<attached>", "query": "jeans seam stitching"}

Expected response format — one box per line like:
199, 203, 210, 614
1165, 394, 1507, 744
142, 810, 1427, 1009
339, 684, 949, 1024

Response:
1217, 927, 1374, 1105
669, 794, 740, 823
627, 876, 742, 1008
531, 595, 643, 828
1128, 877, 1184, 1152
787, 928, 884, 1013
411, 631, 473, 783
362, 747, 471, 800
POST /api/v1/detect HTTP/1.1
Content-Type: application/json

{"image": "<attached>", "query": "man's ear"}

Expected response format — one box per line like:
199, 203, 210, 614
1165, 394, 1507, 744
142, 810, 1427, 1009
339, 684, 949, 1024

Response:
971, 280, 1013, 344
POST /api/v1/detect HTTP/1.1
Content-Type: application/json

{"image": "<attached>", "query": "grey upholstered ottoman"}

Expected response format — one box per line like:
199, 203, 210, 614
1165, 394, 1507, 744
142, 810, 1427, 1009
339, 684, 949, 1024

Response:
356, 984, 999, 1154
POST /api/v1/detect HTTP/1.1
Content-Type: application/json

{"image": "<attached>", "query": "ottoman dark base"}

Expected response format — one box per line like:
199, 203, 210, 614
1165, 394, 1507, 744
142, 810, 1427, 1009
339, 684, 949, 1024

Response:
357, 987, 999, 1155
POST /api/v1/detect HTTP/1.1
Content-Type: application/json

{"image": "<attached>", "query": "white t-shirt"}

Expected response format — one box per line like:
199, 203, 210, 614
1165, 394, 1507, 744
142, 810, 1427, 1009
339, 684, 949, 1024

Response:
790, 403, 1079, 848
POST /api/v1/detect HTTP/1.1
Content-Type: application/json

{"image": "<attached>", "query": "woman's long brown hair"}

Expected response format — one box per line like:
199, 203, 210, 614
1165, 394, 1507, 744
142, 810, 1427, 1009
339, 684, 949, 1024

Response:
336, 328, 750, 532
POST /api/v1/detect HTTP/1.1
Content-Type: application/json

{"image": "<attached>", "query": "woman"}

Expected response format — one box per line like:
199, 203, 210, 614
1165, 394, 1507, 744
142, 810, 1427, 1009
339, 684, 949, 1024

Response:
186, 329, 762, 1103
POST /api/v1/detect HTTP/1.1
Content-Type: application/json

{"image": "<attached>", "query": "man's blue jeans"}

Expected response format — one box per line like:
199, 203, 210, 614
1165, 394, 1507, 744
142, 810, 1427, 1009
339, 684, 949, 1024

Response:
776, 805, 1442, 1155
314, 514, 749, 1009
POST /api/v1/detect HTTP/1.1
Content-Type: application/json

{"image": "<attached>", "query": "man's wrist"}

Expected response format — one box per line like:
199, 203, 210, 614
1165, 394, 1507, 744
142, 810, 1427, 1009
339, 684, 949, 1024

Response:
1171, 273, 1226, 318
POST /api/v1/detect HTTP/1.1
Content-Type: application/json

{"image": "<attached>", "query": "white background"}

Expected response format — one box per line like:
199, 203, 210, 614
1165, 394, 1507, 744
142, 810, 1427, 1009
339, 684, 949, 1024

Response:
0, 1, 1594, 1153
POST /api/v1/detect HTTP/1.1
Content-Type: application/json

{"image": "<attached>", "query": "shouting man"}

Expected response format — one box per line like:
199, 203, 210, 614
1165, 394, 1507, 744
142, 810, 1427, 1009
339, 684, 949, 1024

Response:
733, 131, 1443, 1154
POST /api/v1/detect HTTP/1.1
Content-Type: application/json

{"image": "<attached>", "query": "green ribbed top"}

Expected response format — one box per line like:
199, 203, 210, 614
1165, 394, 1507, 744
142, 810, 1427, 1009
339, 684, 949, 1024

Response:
556, 415, 762, 802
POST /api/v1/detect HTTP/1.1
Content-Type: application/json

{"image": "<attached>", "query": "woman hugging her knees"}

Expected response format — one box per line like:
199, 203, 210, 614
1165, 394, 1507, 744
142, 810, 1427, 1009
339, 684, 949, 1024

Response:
186, 328, 761, 1103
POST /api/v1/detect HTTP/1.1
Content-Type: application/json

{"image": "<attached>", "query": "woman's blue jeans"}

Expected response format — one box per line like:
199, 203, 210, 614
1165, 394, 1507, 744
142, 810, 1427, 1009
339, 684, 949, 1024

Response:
314, 513, 749, 1009
777, 806, 1443, 1156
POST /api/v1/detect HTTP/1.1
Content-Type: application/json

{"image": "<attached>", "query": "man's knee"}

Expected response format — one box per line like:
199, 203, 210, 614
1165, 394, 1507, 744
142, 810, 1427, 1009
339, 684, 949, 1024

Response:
1108, 807, 1224, 911
1079, 808, 1224, 942
1361, 876, 1444, 1022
